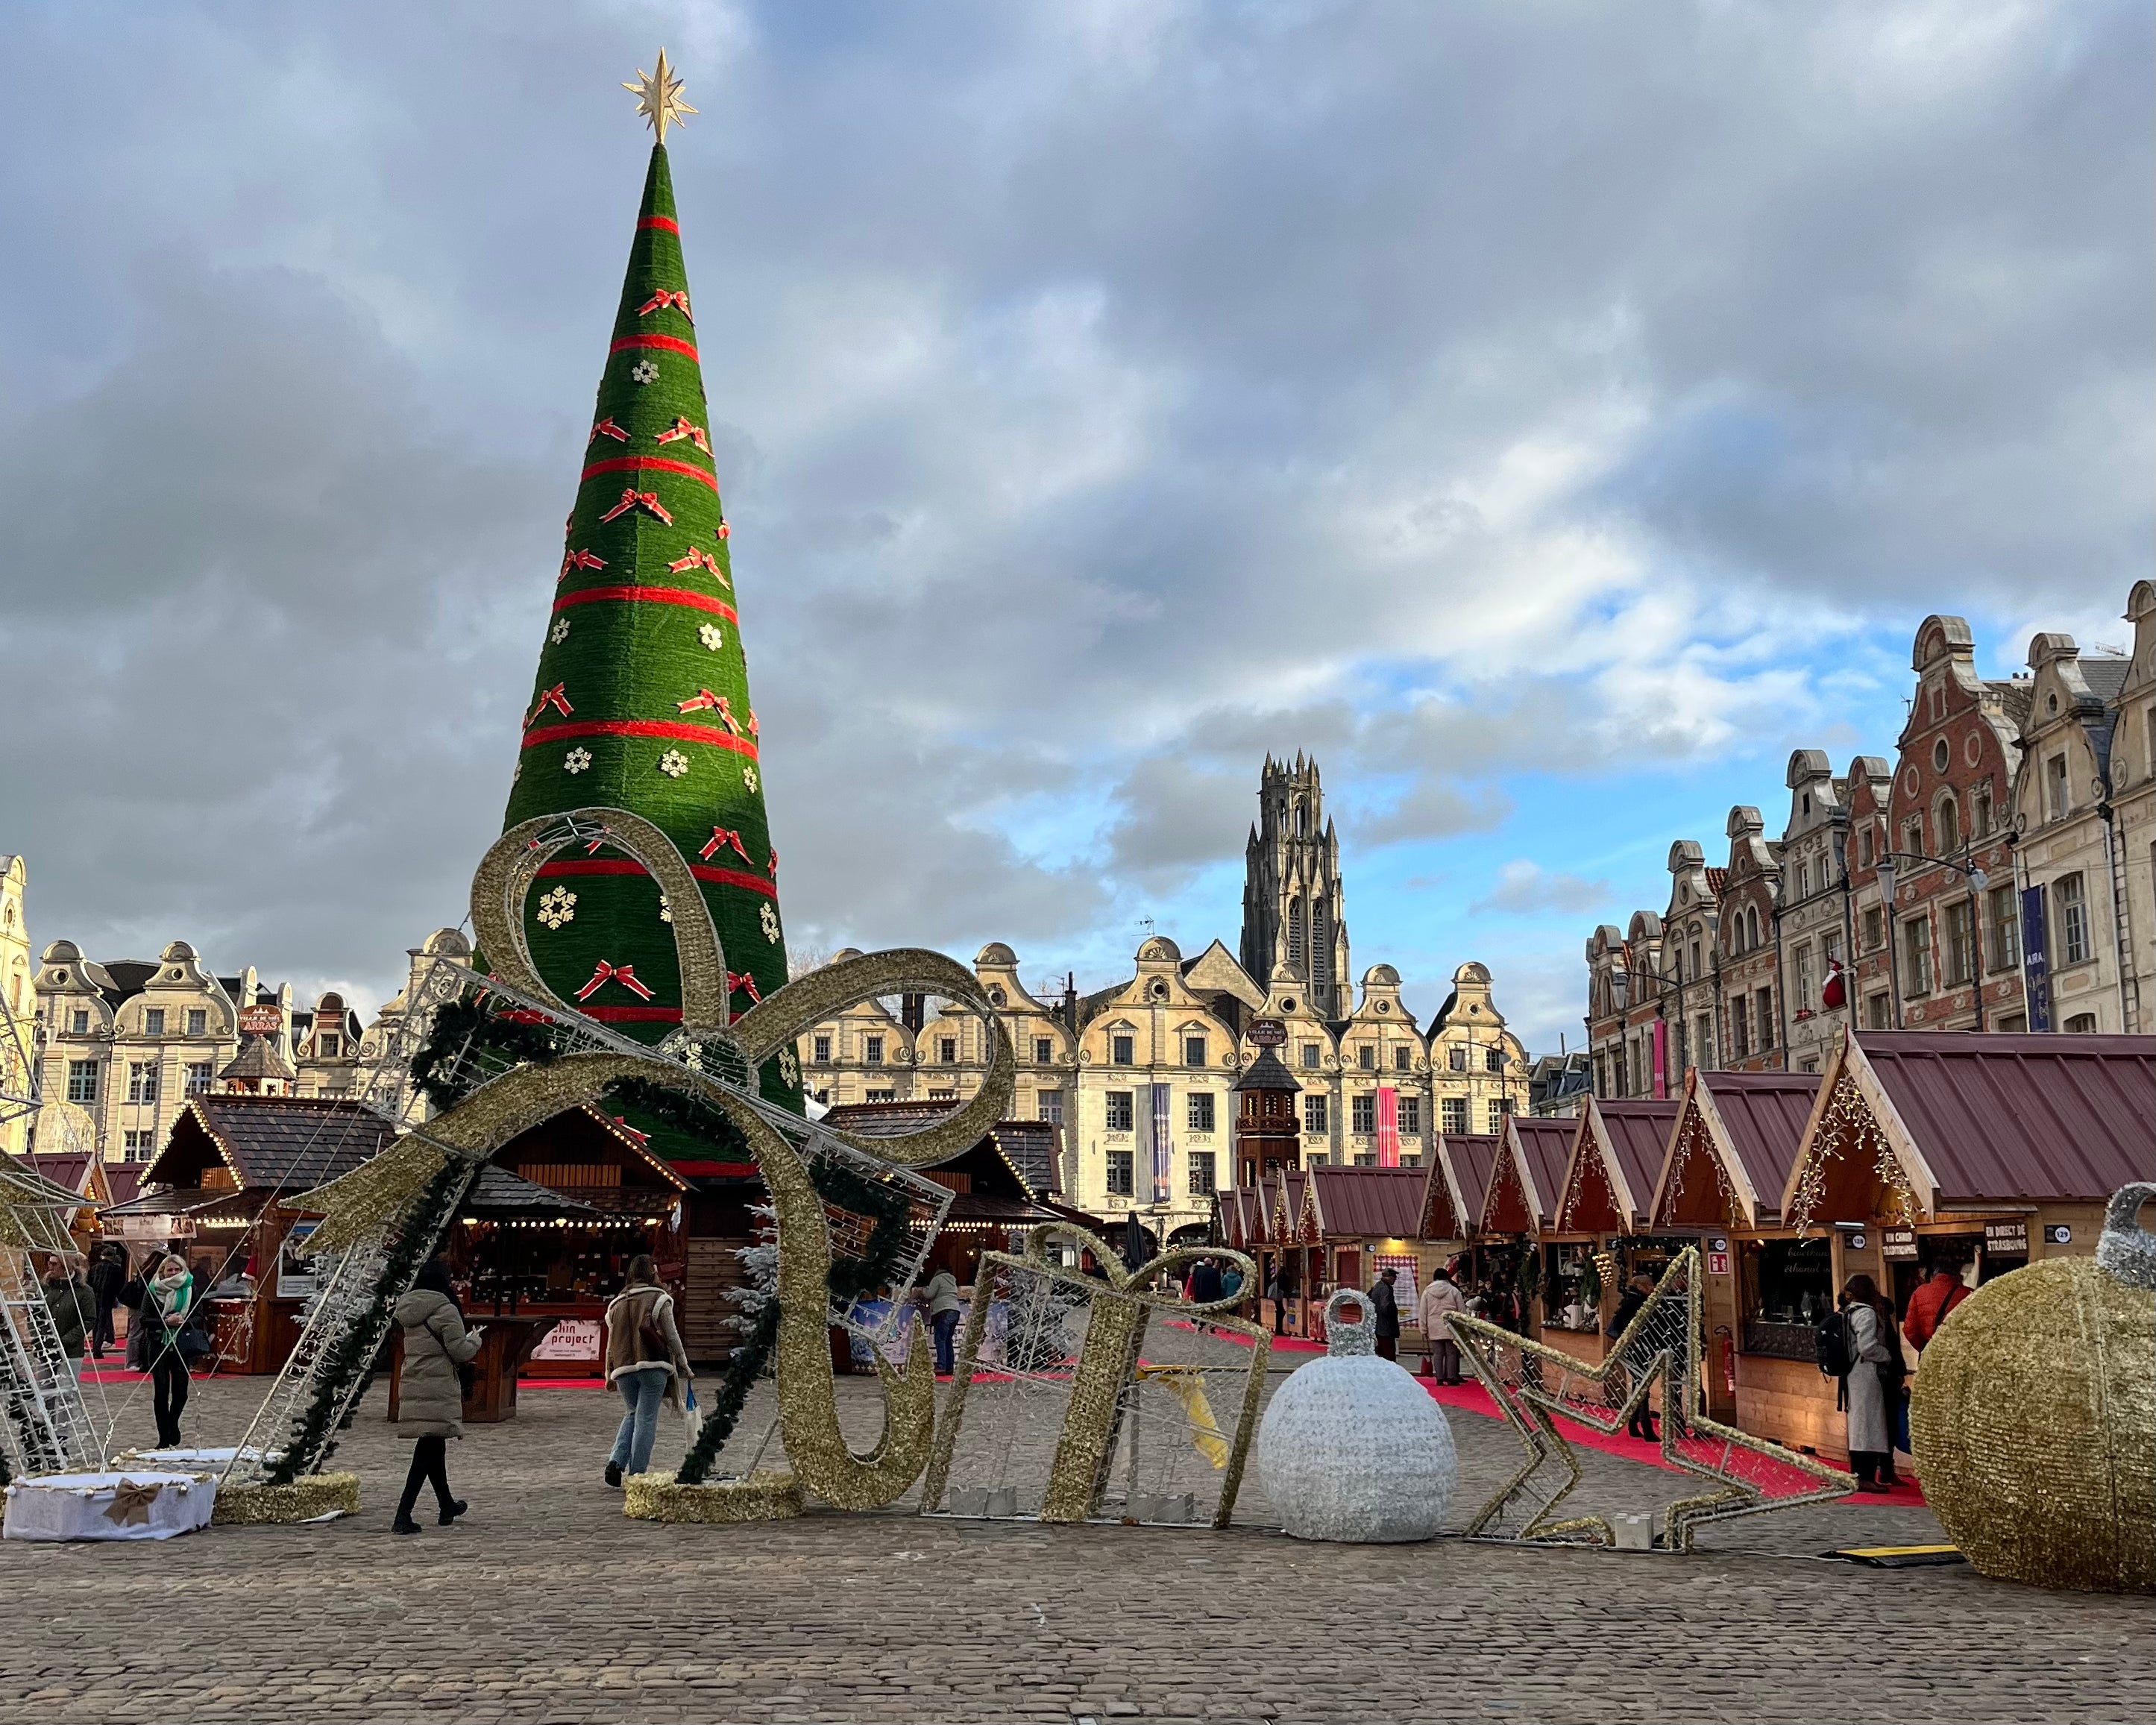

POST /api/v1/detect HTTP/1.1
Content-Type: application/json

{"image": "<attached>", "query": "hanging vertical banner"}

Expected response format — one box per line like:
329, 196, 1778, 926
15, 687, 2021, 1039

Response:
1149, 1082, 1173, 1204
1651, 1019, 1668, 1099
1376, 1086, 1400, 1166
2020, 886, 2052, 1031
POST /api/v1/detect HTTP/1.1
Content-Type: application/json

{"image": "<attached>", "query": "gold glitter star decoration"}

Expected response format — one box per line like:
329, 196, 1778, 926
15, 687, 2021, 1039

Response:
1448, 1247, 1854, 1550
624, 48, 697, 143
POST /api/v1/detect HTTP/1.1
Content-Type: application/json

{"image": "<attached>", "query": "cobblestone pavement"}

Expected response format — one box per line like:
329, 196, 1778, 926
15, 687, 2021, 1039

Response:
1, 1368, 2143, 1724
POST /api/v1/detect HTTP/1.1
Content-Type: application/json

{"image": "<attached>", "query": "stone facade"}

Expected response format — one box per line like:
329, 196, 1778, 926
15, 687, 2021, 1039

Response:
1, 855, 31, 1158
1584, 588, 2156, 1089
1241, 754, 1353, 1019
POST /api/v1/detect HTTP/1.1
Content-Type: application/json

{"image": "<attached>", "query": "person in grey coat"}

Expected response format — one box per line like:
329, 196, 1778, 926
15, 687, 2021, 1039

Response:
1838, 1273, 1900, 1492
391, 1258, 483, 1534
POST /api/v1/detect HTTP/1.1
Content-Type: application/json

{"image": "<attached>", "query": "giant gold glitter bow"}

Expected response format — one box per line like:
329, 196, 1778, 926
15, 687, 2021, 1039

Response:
294, 807, 1016, 1511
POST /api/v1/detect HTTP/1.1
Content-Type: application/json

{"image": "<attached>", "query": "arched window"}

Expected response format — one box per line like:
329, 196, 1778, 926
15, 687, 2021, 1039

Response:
1287, 897, 1304, 968
1937, 794, 1960, 855
1294, 800, 1308, 838
1312, 902, 1331, 988
1749, 907, 1763, 949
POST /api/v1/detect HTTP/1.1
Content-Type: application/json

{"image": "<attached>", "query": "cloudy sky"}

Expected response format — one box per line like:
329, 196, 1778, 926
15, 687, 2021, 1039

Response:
1, 1, 2147, 1051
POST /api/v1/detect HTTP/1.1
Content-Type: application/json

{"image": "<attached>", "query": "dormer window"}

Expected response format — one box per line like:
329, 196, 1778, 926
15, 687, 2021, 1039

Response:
145, 1008, 166, 1037
1112, 1035, 1135, 1066
71, 1009, 89, 1035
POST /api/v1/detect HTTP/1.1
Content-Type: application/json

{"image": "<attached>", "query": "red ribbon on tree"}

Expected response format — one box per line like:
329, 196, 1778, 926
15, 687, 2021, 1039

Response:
576, 960, 656, 1002
525, 684, 573, 726
559, 548, 607, 579
654, 416, 713, 454
637, 289, 694, 322
767, 846, 779, 878
588, 418, 629, 444
701, 826, 751, 863
666, 546, 726, 582
746, 708, 759, 738
715, 518, 730, 541
600, 488, 673, 526
727, 970, 764, 1007
676, 688, 723, 714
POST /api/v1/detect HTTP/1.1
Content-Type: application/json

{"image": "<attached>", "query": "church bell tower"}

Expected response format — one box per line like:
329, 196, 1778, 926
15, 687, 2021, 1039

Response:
1239, 755, 1352, 1019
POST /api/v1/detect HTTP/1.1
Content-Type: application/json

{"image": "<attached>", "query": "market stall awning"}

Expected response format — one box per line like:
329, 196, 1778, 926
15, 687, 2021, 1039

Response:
459, 1165, 603, 1219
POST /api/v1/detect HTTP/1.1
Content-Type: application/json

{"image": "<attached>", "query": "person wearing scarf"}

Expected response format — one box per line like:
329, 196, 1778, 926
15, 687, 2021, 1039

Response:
122, 1250, 198, 1448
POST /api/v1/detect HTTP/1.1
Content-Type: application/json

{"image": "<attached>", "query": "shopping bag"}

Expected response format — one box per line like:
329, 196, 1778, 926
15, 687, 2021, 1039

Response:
682, 1382, 703, 1445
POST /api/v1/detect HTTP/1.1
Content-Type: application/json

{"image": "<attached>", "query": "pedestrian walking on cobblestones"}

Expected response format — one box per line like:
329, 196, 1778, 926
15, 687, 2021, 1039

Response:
86, 1242, 125, 1360
1418, 1266, 1466, 1383
603, 1254, 694, 1486
1836, 1274, 1900, 1492
391, 1257, 482, 1533
1606, 1275, 1660, 1440
122, 1248, 198, 1449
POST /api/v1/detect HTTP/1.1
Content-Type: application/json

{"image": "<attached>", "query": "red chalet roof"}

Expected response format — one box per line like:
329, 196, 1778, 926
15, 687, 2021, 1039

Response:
1509, 1118, 1575, 1223
1701, 1071, 1818, 1215
1306, 1166, 1426, 1240
1436, 1134, 1501, 1237
1814, 1031, 2155, 1212
1595, 1099, 1678, 1224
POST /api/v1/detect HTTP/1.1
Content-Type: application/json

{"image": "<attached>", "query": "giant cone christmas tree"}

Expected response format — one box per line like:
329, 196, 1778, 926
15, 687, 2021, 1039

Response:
501, 135, 797, 1110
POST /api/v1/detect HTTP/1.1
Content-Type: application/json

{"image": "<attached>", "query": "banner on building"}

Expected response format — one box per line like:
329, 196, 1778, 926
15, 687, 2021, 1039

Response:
2020, 886, 2052, 1032
1148, 1082, 1173, 1205
1651, 1019, 1668, 1099
1375, 1087, 1400, 1166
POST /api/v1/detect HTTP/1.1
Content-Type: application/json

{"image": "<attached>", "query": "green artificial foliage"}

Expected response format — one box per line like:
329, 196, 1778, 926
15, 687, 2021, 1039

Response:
408, 995, 566, 1110
673, 1298, 779, 1486
497, 144, 798, 1112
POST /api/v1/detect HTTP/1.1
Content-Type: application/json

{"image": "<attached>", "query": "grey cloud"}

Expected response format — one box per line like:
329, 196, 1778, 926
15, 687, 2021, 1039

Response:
1469, 861, 1615, 918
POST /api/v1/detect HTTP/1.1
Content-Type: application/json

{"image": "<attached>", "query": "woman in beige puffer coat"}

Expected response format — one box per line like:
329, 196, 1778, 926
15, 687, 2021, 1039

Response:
391, 1257, 483, 1534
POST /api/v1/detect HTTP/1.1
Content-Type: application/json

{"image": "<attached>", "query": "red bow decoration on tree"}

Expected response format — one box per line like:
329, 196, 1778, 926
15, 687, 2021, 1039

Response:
559, 547, 607, 580
715, 518, 731, 541
637, 289, 694, 322
746, 708, 759, 738
666, 546, 727, 583
767, 846, 779, 878
654, 416, 712, 454
701, 826, 751, 864
727, 970, 764, 1007
600, 488, 673, 526
576, 960, 656, 1002
611, 1116, 652, 1147
525, 684, 573, 727
588, 418, 629, 444
714, 695, 744, 736
676, 688, 723, 714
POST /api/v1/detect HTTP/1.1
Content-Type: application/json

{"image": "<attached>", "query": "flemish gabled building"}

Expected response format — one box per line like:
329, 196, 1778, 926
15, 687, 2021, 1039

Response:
1659, 840, 1724, 1089
1885, 615, 2028, 1031
1841, 756, 1896, 1033
1, 855, 30, 1159
1425, 963, 1530, 1139
2011, 632, 2135, 1034
2110, 582, 2156, 1030
1776, 751, 1854, 1073
1715, 808, 1783, 1071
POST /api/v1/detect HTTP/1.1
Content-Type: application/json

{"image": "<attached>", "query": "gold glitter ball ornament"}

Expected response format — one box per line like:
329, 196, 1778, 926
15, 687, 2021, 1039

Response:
1910, 1185, 2156, 1595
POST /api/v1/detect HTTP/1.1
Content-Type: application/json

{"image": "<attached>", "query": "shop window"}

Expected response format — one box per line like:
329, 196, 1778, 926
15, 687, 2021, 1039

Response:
1034, 1037, 1055, 1063
1544, 1242, 1603, 1333
1112, 1035, 1135, 1066
1739, 1236, 1834, 1360
1187, 1151, 1216, 1197
1303, 1095, 1328, 1134
2056, 873, 2090, 965
186, 1008, 207, 1037
1187, 1091, 1215, 1133
66, 1059, 98, 1104
145, 1008, 166, 1036
1987, 886, 2020, 969
1440, 1097, 1467, 1134
1037, 1090, 1063, 1124
1104, 1091, 1134, 1132
1397, 1095, 1421, 1134
1106, 1149, 1134, 1197
1351, 1094, 1375, 1134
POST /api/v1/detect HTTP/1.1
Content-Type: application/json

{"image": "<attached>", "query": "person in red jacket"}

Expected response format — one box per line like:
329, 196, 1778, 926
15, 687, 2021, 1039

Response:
1901, 1262, 1970, 1352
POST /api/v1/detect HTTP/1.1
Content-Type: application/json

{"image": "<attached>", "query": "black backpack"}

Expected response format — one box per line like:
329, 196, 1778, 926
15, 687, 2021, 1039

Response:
1814, 1310, 1852, 1377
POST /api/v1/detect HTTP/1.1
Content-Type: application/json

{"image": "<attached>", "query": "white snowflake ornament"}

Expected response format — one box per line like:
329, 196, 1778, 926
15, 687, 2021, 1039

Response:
550, 617, 571, 644
631, 359, 660, 385
564, 747, 592, 775
776, 1048, 799, 1087
760, 902, 781, 944
659, 893, 673, 924
657, 750, 690, 778
536, 887, 577, 931
698, 622, 724, 652
743, 764, 759, 793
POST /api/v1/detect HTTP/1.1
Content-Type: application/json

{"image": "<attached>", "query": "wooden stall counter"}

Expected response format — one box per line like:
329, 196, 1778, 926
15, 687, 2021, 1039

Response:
386, 1315, 561, 1426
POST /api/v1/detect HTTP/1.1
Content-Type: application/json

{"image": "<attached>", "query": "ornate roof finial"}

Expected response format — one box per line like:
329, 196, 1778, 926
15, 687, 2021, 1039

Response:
624, 49, 697, 144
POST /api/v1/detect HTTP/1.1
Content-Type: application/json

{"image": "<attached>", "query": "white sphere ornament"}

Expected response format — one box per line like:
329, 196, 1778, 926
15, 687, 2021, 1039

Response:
1257, 1287, 1457, 1543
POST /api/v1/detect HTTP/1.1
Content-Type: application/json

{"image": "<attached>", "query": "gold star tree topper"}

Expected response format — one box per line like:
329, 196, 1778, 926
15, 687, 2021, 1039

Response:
625, 49, 697, 143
